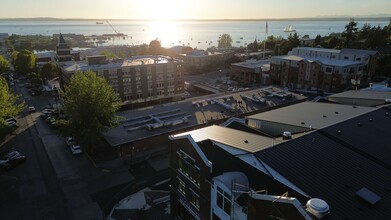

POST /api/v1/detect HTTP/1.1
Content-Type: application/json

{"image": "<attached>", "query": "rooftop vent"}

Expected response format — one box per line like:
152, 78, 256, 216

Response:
353, 105, 357, 108
306, 198, 330, 219
244, 140, 249, 144
334, 111, 339, 114
337, 130, 342, 134
301, 122, 305, 125
369, 118, 373, 122
282, 131, 292, 140
386, 112, 389, 116
355, 187, 381, 205
323, 115, 327, 118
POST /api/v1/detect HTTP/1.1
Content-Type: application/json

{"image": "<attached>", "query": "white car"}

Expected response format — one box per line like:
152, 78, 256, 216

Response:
70, 144, 82, 155
66, 137, 76, 146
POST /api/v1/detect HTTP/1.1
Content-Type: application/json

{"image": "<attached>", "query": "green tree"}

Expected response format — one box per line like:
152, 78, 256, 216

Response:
247, 39, 259, 52
15, 49, 36, 75
10, 50, 19, 66
149, 39, 162, 55
0, 76, 25, 140
62, 71, 120, 153
0, 55, 9, 74
218, 34, 233, 48
342, 19, 358, 48
41, 62, 59, 80
314, 35, 322, 46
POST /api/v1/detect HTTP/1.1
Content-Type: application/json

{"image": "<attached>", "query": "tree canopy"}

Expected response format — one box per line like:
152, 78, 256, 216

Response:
14, 49, 36, 75
41, 61, 59, 80
0, 55, 9, 74
149, 39, 162, 55
218, 34, 233, 48
342, 19, 358, 48
62, 71, 120, 153
0, 76, 25, 140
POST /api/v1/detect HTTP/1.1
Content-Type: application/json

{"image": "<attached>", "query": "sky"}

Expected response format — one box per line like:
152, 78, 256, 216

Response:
1, 0, 391, 20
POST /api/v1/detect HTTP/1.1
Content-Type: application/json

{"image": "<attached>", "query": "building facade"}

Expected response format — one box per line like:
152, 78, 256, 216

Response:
179, 50, 234, 73
270, 47, 378, 92
230, 59, 270, 85
56, 33, 73, 62
61, 55, 185, 103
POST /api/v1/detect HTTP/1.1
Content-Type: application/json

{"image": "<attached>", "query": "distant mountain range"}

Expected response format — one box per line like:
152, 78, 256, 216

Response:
0, 15, 390, 22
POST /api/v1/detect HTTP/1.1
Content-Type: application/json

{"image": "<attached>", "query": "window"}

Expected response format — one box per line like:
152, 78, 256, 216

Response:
190, 190, 200, 209
325, 67, 332, 73
178, 179, 186, 196
216, 186, 231, 215
177, 151, 201, 187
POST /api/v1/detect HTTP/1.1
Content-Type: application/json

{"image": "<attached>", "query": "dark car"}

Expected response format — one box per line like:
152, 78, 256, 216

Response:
0, 153, 26, 170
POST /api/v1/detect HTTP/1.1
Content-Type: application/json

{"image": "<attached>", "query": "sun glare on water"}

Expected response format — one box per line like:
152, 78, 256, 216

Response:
147, 20, 180, 48
133, 0, 186, 47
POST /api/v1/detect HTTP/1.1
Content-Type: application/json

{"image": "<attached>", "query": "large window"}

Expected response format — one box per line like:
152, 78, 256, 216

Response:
177, 151, 201, 187
216, 186, 231, 215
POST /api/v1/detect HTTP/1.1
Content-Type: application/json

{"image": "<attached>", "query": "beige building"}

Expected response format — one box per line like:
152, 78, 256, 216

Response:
270, 47, 378, 92
61, 55, 185, 104
178, 50, 234, 73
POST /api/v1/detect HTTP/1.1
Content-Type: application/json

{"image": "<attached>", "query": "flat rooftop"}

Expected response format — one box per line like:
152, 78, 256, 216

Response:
104, 87, 306, 147
171, 125, 277, 153
231, 59, 270, 70
122, 56, 180, 67
293, 47, 341, 54
247, 102, 376, 130
328, 90, 391, 100
63, 55, 181, 72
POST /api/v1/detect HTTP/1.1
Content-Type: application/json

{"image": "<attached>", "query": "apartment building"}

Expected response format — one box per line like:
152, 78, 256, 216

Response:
169, 103, 391, 220
179, 50, 234, 73
230, 59, 270, 85
61, 55, 185, 104
270, 47, 378, 92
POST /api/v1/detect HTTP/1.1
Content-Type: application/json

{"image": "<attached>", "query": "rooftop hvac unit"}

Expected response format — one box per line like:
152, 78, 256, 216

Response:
282, 131, 292, 140
306, 198, 330, 219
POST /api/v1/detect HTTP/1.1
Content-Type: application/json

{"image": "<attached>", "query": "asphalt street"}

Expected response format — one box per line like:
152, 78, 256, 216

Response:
1, 78, 133, 219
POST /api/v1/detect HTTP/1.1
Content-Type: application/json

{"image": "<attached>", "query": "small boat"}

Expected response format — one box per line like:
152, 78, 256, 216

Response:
96, 22, 104, 24
284, 25, 296, 32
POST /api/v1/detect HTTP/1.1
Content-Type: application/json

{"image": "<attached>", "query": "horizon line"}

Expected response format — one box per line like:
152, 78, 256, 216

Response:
0, 16, 390, 22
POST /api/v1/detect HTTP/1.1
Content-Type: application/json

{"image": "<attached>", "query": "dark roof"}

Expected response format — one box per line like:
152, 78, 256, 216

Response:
59, 33, 66, 44
321, 106, 391, 169
57, 33, 68, 47
255, 108, 391, 219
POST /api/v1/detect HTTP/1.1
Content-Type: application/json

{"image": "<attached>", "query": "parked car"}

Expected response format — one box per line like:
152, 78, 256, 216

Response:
28, 106, 36, 113
1, 150, 21, 161
70, 144, 82, 155
5, 118, 17, 123
40, 112, 52, 119
66, 137, 76, 146
0, 150, 26, 170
